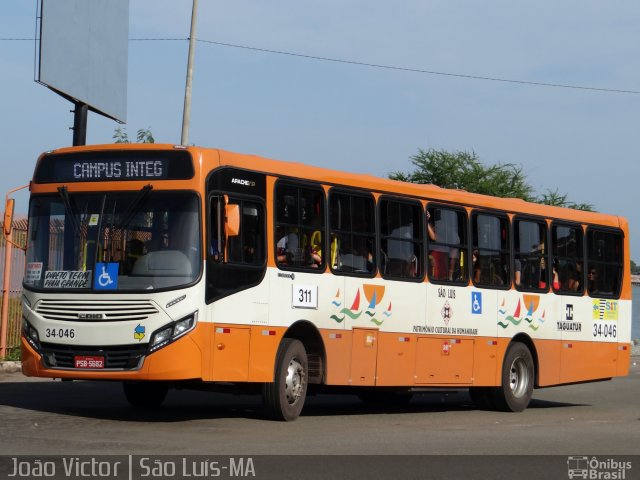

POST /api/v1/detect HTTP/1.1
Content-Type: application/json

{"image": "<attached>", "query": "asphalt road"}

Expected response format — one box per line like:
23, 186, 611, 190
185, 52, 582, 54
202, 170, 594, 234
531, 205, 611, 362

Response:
0, 361, 638, 457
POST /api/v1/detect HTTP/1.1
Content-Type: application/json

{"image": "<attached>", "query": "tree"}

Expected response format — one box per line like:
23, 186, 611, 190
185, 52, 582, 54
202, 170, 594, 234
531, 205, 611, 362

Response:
537, 188, 594, 211
390, 148, 593, 211
113, 127, 155, 144
631, 260, 639, 275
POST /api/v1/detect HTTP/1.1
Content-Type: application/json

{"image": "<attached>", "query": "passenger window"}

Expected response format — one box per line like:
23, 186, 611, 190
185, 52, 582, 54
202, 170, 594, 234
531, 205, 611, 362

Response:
586, 229, 622, 298
551, 224, 584, 294
379, 199, 423, 280
514, 219, 547, 291
275, 183, 325, 270
426, 206, 468, 284
472, 213, 509, 288
329, 191, 375, 275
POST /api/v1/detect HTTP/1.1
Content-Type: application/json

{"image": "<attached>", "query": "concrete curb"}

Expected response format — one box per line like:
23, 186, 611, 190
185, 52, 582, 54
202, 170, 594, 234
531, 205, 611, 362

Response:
0, 361, 22, 373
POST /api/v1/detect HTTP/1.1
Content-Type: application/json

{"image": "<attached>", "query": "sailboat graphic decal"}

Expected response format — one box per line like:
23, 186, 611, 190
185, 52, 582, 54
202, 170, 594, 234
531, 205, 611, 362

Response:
330, 284, 391, 325
498, 295, 546, 331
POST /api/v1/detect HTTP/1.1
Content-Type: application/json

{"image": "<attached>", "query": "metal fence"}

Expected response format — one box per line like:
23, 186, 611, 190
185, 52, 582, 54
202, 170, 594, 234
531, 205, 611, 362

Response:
1, 217, 28, 354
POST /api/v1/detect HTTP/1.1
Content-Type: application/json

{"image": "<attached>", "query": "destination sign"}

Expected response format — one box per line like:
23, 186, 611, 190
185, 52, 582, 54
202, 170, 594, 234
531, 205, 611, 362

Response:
34, 150, 194, 183
68, 159, 167, 180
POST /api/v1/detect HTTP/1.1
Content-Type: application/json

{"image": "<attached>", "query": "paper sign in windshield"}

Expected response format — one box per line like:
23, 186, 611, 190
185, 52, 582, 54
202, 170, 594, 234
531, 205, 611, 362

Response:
43, 271, 91, 288
24, 262, 43, 285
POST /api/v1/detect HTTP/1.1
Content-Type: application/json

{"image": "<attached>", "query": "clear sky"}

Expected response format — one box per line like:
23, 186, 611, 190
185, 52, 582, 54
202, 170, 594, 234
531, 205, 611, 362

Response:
1, 0, 639, 260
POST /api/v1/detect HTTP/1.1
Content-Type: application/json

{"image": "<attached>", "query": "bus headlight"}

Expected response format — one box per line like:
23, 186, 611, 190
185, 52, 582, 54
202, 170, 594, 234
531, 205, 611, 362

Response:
173, 314, 196, 337
22, 318, 40, 352
149, 312, 198, 353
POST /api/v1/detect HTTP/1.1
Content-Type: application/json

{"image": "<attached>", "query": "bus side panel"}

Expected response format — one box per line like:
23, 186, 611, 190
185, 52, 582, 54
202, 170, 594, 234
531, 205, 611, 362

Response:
616, 345, 630, 376
320, 329, 352, 385
470, 337, 499, 386
349, 328, 378, 386
533, 339, 561, 386
560, 341, 617, 384
587, 342, 618, 380
211, 325, 251, 382
247, 326, 285, 382
375, 332, 416, 386
415, 337, 474, 384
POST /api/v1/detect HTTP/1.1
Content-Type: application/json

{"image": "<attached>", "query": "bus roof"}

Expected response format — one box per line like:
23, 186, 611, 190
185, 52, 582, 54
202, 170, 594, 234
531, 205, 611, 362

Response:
39, 143, 624, 228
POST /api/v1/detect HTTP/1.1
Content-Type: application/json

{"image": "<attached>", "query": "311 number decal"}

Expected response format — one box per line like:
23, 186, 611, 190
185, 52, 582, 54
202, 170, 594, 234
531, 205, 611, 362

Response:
292, 285, 318, 309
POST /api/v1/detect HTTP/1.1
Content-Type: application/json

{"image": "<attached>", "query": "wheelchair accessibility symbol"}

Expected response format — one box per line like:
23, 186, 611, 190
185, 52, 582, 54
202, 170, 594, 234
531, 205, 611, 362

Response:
94, 263, 119, 290
471, 292, 482, 314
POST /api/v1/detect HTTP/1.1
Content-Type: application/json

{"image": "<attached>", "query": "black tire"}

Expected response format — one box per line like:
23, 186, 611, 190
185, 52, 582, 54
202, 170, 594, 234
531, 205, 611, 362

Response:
489, 342, 534, 412
468, 387, 494, 410
262, 338, 308, 421
122, 382, 168, 409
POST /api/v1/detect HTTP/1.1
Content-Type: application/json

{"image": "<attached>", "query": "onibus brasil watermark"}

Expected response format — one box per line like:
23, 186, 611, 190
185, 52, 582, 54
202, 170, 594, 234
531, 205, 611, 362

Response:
567, 456, 632, 480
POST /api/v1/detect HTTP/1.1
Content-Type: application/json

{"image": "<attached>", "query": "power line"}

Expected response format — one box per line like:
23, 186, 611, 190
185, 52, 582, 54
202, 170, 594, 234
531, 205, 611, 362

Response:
4, 36, 639, 94
196, 39, 640, 95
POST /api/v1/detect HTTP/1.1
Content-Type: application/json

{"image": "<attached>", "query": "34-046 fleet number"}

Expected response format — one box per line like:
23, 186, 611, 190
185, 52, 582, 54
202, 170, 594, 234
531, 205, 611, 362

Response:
45, 328, 75, 339
592, 321, 616, 339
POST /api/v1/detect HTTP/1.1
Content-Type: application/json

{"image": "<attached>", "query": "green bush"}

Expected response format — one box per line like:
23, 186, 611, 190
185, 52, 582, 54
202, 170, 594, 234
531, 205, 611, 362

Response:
3, 346, 21, 361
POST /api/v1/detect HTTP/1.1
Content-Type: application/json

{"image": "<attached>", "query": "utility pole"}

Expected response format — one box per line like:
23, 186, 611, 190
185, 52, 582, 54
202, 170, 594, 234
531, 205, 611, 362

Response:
181, 0, 199, 146
1, 185, 28, 359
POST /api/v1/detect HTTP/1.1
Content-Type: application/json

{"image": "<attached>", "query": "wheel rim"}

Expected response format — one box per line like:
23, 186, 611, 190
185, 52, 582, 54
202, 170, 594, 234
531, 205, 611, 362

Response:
509, 357, 529, 398
285, 358, 306, 406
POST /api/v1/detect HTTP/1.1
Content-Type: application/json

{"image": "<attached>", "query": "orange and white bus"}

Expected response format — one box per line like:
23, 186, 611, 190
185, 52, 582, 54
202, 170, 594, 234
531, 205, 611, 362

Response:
20, 144, 632, 420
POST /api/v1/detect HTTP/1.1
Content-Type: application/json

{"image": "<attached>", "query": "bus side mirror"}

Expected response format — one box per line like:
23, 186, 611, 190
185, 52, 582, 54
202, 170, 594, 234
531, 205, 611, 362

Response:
3, 198, 15, 236
225, 204, 240, 237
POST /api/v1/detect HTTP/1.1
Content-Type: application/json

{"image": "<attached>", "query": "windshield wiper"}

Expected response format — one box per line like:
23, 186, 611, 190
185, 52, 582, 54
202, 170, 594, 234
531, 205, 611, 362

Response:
57, 186, 81, 236
115, 184, 153, 233
102, 185, 154, 262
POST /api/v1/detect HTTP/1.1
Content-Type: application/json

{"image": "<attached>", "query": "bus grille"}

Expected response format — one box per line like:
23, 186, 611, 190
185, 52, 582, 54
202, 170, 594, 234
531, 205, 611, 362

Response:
40, 343, 147, 370
35, 300, 159, 322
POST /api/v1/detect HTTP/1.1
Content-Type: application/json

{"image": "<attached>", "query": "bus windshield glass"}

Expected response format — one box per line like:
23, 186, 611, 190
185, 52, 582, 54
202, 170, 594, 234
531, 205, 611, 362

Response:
25, 190, 201, 291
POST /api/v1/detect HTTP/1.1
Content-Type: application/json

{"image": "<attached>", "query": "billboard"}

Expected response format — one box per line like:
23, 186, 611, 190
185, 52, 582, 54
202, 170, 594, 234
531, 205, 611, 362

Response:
36, 0, 129, 123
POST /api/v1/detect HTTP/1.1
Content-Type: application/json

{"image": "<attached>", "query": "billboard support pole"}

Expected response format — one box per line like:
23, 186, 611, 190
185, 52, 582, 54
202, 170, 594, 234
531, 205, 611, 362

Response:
72, 102, 88, 146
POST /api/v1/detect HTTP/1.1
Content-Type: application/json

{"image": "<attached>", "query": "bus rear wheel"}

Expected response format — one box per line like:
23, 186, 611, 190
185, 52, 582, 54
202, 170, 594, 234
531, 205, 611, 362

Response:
490, 342, 534, 412
262, 338, 308, 421
122, 381, 168, 409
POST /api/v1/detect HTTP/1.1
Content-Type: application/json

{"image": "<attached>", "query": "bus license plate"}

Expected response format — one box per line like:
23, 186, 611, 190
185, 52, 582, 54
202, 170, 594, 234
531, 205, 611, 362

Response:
74, 356, 105, 369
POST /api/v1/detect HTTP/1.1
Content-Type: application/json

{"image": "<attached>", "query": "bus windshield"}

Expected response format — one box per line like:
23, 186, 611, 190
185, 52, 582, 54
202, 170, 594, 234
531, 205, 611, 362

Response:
25, 190, 201, 291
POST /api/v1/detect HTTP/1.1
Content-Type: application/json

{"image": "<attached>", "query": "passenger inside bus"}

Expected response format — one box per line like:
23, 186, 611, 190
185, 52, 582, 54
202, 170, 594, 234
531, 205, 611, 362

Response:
472, 249, 481, 284
309, 230, 323, 268
276, 227, 299, 265
561, 261, 582, 292
588, 267, 599, 293
427, 209, 460, 281
551, 259, 561, 290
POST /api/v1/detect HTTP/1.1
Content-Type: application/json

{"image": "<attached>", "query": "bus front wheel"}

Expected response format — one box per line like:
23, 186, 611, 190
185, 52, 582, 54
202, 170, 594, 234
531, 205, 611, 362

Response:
122, 381, 168, 409
262, 338, 308, 421
490, 342, 534, 412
